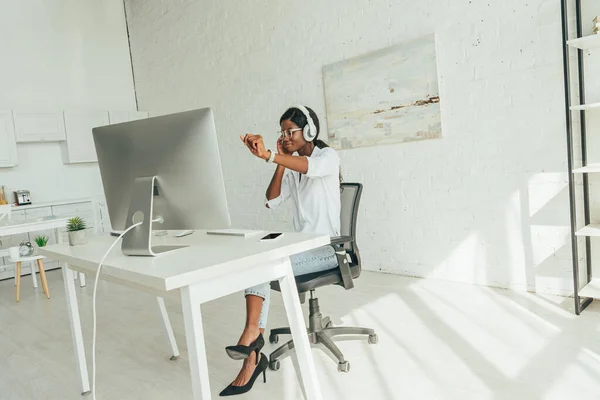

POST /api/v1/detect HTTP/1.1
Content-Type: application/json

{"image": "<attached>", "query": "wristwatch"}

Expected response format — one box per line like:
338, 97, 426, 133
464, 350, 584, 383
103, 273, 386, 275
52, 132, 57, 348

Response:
266, 150, 276, 163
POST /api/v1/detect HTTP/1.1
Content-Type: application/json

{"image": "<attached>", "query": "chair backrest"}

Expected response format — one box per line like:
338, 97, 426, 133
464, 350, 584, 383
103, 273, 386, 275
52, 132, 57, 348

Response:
339, 183, 362, 265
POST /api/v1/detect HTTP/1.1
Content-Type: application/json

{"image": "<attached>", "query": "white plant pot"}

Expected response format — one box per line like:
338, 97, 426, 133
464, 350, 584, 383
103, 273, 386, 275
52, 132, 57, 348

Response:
68, 230, 87, 246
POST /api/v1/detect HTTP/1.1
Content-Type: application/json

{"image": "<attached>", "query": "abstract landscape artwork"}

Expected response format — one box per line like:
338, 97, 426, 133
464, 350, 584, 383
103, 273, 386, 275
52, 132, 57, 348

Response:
323, 34, 442, 150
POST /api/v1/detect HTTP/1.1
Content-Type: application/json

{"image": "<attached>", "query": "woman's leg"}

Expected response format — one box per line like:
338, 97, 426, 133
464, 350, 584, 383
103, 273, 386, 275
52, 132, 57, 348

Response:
228, 246, 337, 386
239, 291, 267, 344
290, 245, 338, 276
239, 245, 336, 343
229, 283, 270, 386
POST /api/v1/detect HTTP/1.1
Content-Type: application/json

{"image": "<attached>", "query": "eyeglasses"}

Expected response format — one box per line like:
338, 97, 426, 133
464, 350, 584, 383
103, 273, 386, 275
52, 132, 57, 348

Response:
278, 128, 303, 138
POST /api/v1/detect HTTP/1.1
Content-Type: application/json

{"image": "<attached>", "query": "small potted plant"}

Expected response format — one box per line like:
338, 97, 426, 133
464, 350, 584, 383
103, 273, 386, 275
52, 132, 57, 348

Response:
33, 235, 49, 249
67, 216, 88, 246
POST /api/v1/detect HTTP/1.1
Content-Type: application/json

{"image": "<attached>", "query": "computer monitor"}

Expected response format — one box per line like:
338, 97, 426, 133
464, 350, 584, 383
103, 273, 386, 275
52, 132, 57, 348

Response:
92, 108, 231, 256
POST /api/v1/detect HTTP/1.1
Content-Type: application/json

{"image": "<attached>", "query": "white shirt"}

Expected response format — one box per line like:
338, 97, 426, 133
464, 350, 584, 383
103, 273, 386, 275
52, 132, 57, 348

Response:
266, 146, 341, 237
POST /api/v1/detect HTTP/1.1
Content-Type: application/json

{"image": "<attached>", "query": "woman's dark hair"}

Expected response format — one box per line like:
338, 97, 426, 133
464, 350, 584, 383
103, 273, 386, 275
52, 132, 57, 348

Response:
279, 106, 329, 149
280, 106, 343, 187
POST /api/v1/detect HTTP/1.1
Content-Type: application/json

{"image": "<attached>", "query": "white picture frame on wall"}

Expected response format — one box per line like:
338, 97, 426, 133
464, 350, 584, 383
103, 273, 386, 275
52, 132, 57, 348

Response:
13, 111, 66, 143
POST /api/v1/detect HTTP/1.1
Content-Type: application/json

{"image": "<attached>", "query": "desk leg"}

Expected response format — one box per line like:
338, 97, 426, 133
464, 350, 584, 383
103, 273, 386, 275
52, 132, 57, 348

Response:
156, 297, 180, 360
278, 258, 323, 400
56, 230, 86, 287
78, 273, 86, 287
62, 264, 91, 395
69, 267, 86, 286
181, 285, 211, 400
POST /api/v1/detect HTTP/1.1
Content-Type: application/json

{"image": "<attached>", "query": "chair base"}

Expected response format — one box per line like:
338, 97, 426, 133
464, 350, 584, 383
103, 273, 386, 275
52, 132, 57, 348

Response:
268, 292, 377, 372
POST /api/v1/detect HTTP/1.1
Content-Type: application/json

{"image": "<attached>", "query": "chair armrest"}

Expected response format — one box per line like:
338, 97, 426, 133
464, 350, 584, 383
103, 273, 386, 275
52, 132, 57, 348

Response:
330, 237, 355, 290
330, 236, 354, 246
334, 250, 355, 290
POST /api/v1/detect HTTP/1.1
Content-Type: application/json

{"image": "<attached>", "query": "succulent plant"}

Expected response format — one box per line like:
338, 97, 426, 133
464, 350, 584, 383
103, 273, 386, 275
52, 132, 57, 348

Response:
33, 235, 49, 247
67, 216, 87, 232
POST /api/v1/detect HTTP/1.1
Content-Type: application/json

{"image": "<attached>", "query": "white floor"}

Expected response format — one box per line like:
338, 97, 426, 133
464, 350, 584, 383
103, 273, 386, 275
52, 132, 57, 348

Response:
1, 270, 600, 400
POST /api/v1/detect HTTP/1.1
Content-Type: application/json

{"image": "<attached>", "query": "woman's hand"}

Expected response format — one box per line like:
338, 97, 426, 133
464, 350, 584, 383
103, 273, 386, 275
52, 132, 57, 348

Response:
241, 133, 309, 174
277, 137, 292, 155
240, 134, 270, 160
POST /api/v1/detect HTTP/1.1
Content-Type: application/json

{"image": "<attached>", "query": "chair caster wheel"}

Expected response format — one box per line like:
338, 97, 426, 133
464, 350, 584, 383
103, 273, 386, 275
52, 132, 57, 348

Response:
338, 361, 350, 372
269, 360, 280, 371
368, 334, 378, 344
269, 334, 279, 344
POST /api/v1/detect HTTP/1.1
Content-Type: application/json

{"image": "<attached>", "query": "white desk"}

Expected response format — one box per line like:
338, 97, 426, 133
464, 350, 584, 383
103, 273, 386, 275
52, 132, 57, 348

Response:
0, 217, 86, 286
40, 230, 328, 400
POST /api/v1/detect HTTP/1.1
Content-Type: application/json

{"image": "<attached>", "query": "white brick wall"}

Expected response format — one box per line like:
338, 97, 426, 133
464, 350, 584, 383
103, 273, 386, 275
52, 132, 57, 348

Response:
125, 0, 590, 295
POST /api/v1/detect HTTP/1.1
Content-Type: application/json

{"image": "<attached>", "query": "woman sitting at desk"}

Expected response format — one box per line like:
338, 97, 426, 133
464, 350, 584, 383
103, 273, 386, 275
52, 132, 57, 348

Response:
220, 105, 341, 396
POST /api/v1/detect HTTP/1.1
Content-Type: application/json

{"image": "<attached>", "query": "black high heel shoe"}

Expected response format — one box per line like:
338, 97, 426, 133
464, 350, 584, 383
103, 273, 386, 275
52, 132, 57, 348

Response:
225, 333, 264, 363
219, 352, 268, 397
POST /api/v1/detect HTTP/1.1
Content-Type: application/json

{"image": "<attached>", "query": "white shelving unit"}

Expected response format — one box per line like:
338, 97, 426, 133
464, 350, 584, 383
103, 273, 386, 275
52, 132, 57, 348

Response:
573, 163, 600, 173
567, 33, 600, 50
62, 111, 110, 163
13, 111, 67, 143
570, 102, 600, 111
61, 110, 149, 164
0, 198, 109, 281
0, 109, 148, 168
562, 2, 600, 314
575, 224, 600, 237
579, 279, 600, 298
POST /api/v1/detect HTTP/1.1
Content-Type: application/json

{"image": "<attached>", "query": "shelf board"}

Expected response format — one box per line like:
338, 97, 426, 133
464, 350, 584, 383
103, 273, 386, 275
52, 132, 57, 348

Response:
567, 34, 600, 50
570, 102, 600, 111
575, 224, 600, 237
573, 164, 600, 173
579, 279, 600, 299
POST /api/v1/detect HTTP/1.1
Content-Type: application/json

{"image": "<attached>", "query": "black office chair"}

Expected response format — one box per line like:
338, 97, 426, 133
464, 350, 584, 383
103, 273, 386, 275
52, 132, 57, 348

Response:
268, 182, 377, 373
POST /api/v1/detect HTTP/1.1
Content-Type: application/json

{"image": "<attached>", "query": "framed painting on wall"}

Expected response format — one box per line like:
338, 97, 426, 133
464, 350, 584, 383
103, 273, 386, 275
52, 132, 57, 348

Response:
323, 34, 442, 150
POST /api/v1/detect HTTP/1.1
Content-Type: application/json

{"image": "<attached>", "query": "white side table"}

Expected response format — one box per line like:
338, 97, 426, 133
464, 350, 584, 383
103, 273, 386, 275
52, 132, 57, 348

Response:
12, 254, 50, 302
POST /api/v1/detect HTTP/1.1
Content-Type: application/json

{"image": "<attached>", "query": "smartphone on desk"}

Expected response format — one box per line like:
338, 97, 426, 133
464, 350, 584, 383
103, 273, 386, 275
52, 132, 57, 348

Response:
260, 232, 283, 241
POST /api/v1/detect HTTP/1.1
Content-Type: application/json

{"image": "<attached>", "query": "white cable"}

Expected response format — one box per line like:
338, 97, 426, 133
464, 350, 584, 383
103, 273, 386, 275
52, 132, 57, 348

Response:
91, 218, 160, 399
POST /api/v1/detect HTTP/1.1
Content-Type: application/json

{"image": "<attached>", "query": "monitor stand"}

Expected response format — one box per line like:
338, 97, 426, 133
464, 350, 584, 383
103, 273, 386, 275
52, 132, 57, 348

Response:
121, 176, 188, 256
